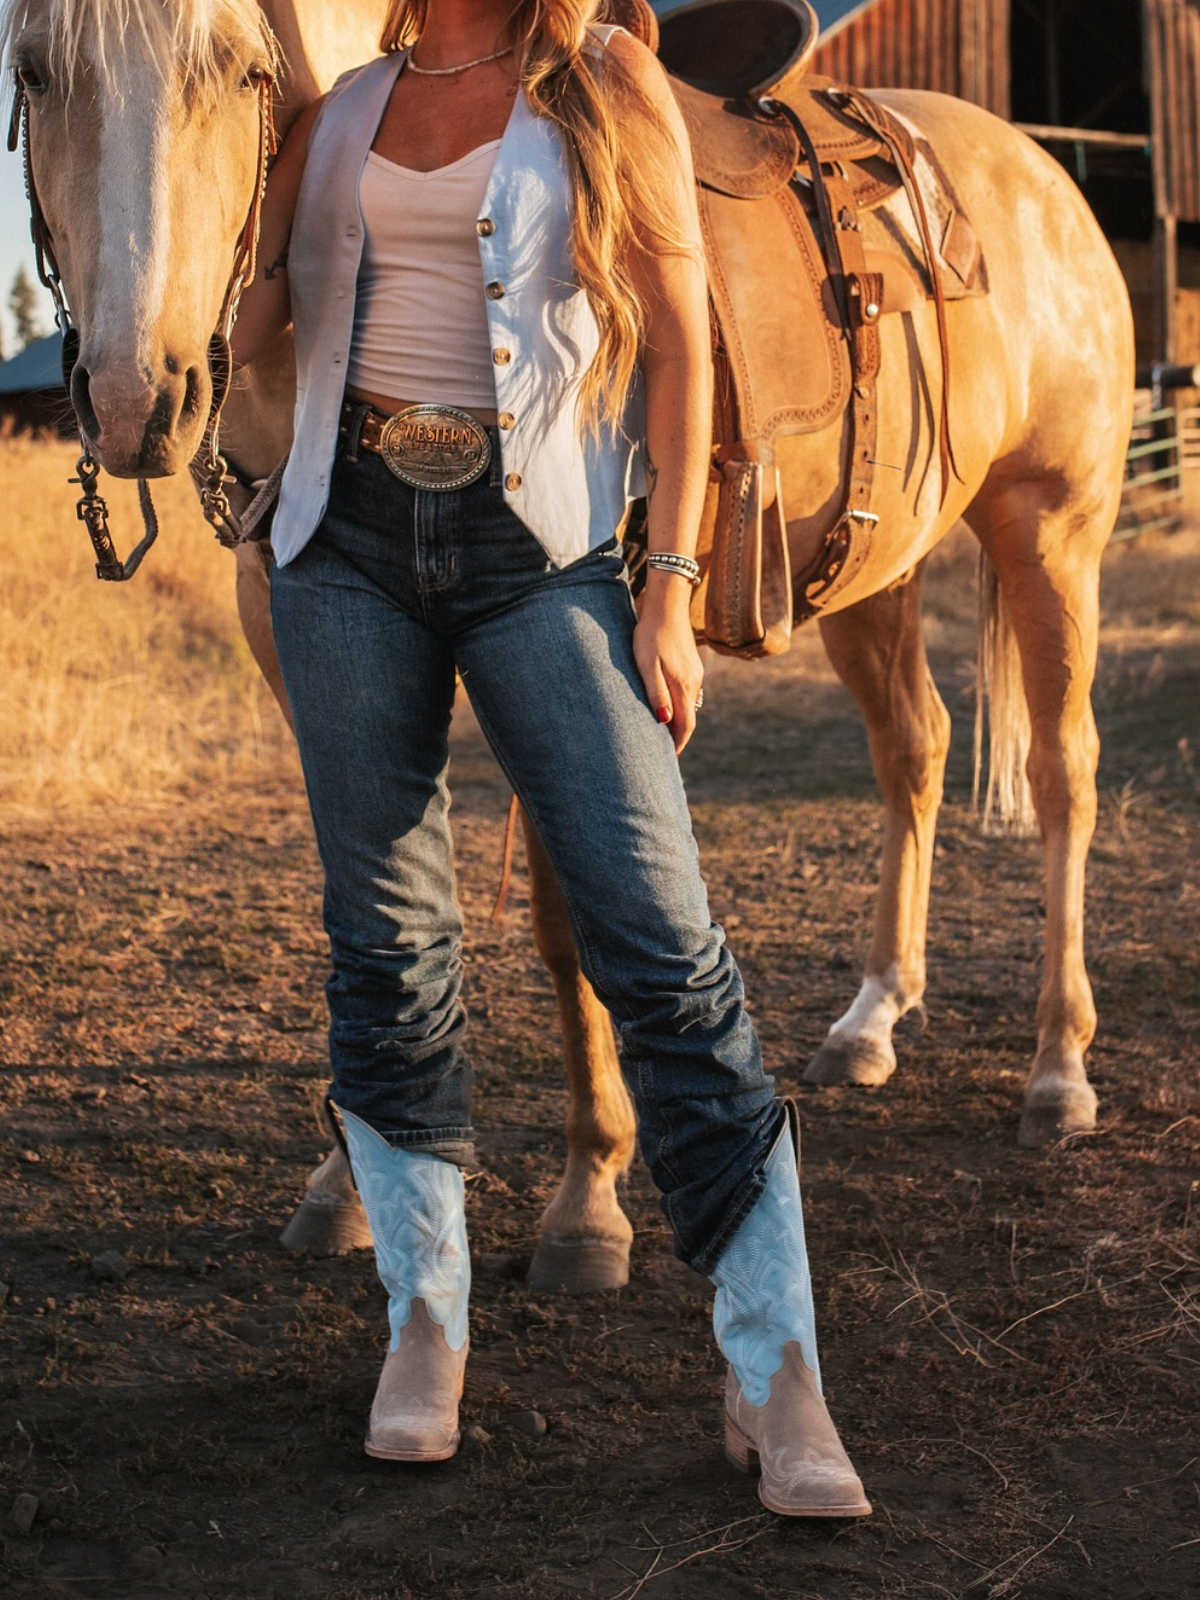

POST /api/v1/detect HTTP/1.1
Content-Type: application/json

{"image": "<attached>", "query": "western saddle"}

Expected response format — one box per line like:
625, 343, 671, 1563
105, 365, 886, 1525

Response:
609, 0, 985, 655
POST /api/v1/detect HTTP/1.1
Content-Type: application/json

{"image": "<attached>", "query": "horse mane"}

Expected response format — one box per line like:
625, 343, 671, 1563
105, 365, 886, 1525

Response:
0, 0, 277, 91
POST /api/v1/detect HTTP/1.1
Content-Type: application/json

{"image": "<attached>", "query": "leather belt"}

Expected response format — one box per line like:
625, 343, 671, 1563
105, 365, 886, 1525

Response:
341, 401, 493, 490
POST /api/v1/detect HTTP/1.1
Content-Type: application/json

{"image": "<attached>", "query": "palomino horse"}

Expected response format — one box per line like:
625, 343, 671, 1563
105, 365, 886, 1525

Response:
4, 0, 1134, 1292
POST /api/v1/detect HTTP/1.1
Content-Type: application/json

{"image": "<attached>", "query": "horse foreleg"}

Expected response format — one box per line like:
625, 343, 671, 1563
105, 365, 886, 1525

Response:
522, 812, 636, 1292
972, 486, 1103, 1147
806, 565, 950, 1086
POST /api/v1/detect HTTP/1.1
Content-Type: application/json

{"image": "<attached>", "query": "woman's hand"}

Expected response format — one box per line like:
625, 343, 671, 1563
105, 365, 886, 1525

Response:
634, 572, 705, 754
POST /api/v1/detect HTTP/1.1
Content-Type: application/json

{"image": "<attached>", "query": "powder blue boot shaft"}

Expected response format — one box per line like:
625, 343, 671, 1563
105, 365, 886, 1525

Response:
712, 1104, 820, 1403
710, 1102, 870, 1517
337, 1105, 470, 1460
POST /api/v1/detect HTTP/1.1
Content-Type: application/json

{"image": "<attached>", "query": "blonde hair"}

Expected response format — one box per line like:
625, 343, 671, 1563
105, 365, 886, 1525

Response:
381, 0, 685, 438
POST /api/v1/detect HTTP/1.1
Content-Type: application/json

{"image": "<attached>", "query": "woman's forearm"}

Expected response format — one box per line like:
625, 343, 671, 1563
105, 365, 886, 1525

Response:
634, 261, 711, 750
231, 98, 322, 369
642, 330, 713, 563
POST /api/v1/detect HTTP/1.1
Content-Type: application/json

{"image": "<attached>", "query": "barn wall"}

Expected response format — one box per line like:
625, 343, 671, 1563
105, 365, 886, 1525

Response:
1145, 0, 1200, 221
812, 0, 1010, 118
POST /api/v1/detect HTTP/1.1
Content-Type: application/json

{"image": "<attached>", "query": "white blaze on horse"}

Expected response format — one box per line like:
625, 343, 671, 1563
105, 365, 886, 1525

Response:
3, 0, 1134, 1289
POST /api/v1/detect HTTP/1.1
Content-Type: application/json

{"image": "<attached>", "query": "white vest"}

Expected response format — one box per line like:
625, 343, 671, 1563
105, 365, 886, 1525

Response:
272, 45, 646, 569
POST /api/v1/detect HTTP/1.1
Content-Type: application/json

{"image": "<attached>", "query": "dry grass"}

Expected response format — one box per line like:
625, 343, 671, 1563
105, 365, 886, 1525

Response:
0, 436, 292, 810
6, 431, 1197, 819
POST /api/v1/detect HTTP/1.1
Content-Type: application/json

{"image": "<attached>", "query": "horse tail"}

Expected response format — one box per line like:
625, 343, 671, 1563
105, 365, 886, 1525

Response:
972, 551, 1036, 833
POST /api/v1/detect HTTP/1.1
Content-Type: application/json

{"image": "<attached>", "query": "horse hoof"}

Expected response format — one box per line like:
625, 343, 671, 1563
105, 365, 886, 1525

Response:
527, 1235, 631, 1294
803, 1036, 896, 1088
279, 1192, 373, 1255
1017, 1082, 1099, 1149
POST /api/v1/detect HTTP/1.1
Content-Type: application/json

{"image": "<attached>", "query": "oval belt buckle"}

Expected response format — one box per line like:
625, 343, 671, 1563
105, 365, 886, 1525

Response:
378, 404, 492, 491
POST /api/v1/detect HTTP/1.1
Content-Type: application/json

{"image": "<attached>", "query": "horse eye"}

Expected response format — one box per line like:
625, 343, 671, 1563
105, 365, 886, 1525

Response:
17, 61, 46, 94
241, 64, 270, 89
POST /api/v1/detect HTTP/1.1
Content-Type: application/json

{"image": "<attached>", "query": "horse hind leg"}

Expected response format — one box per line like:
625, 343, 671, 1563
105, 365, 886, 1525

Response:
805, 563, 950, 1087
522, 813, 636, 1293
968, 478, 1105, 1147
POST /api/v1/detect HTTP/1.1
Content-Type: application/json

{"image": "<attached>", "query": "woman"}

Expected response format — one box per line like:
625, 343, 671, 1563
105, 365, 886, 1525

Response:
234, 0, 869, 1517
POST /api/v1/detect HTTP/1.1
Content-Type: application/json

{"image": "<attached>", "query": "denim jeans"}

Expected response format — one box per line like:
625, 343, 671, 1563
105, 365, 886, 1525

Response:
270, 435, 782, 1273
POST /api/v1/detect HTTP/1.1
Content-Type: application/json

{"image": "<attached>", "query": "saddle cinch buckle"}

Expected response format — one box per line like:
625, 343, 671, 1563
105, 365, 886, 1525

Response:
378, 404, 493, 491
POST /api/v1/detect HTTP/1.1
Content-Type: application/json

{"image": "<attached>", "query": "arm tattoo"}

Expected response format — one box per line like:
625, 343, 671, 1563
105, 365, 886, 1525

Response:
645, 450, 659, 508
263, 240, 290, 281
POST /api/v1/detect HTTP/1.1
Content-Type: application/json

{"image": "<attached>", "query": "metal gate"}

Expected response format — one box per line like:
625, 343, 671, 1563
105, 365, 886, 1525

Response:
1113, 404, 1197, 540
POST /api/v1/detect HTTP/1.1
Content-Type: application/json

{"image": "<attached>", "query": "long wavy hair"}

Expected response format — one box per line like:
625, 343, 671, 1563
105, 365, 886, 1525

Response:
381, 0, 687, 438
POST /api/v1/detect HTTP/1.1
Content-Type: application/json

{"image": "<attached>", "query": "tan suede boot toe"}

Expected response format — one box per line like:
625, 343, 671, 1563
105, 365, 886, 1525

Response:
364, 1299, 467, 1462
724, 1343, 872, 1517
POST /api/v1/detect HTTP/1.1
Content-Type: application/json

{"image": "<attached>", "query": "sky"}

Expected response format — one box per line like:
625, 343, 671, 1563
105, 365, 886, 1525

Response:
1, 137, 56, 359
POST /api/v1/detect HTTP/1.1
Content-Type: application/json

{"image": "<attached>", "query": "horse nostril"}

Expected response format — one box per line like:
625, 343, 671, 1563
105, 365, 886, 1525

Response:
181, 363, 206, 427
70, 364, 100, 443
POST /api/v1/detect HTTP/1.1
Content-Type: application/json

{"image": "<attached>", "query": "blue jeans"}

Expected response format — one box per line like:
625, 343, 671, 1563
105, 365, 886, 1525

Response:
270, 435, 782, 1273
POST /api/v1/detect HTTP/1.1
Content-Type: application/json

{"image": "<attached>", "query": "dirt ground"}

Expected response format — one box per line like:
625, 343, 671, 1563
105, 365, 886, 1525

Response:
2, 528, 1198, 1600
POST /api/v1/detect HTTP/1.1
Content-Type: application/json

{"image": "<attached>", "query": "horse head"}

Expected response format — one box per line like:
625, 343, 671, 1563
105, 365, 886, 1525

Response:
3, 0, 277, 477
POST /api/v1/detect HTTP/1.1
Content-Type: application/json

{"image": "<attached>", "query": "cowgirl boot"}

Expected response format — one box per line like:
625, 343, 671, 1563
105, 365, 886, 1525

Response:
337, 1106, 470, 1462
711, 1102, 871, 1516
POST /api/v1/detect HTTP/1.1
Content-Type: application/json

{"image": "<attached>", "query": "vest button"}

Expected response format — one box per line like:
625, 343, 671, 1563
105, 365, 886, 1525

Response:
476, 218, 495, 236
486, 281, 506, 299
504, 472, 523, 491
498, 412, 515, 429
493, 348, 511, 364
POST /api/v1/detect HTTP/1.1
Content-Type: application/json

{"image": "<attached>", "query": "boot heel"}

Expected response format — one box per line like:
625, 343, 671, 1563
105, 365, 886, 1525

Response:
724, 1415, 759, 1475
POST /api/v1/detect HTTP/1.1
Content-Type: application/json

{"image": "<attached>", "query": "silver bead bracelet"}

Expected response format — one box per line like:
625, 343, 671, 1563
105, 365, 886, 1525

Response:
646, 551, 702, 586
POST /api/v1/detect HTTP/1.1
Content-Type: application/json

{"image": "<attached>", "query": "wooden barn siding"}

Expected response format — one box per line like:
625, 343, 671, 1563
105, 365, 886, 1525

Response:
1145, 0, 1200, 221
812, 0, 1010, 117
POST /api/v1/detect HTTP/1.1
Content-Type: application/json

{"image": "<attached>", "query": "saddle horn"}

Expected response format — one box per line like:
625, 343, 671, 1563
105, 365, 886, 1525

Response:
654, 0, 819, 101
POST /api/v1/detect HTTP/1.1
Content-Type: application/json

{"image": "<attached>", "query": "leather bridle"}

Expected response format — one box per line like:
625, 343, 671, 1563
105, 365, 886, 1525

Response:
7, 64, 278, 581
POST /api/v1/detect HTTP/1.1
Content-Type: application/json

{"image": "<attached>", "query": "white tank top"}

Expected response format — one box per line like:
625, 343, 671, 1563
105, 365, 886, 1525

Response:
348, 139, 501, 410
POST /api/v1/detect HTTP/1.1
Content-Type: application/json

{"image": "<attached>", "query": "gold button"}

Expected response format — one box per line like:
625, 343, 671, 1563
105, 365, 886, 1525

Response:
476, 218, 495, 236
498, 412, 515, 429
493, 348, 511, 365
486, 280, 506, 300
504, 472, 522, 491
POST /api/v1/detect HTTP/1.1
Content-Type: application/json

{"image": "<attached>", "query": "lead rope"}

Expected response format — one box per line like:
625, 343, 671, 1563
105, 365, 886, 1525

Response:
9, 67, 278, 577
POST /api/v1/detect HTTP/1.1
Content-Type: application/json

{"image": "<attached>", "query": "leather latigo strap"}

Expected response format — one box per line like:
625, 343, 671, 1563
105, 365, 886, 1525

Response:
834, 86, 960, 503
781, 98, 880, 619
770, 83, 960, 621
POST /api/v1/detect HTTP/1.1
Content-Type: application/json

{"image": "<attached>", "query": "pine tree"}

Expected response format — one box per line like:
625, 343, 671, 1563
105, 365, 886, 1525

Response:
9, 264, 44, 349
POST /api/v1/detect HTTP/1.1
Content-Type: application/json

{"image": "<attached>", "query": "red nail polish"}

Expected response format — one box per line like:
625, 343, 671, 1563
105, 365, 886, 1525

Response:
657, 706, 672, 724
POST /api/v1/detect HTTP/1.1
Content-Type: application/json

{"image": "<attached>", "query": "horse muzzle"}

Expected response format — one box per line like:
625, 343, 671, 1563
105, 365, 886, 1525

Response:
72, 357, 211, 478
